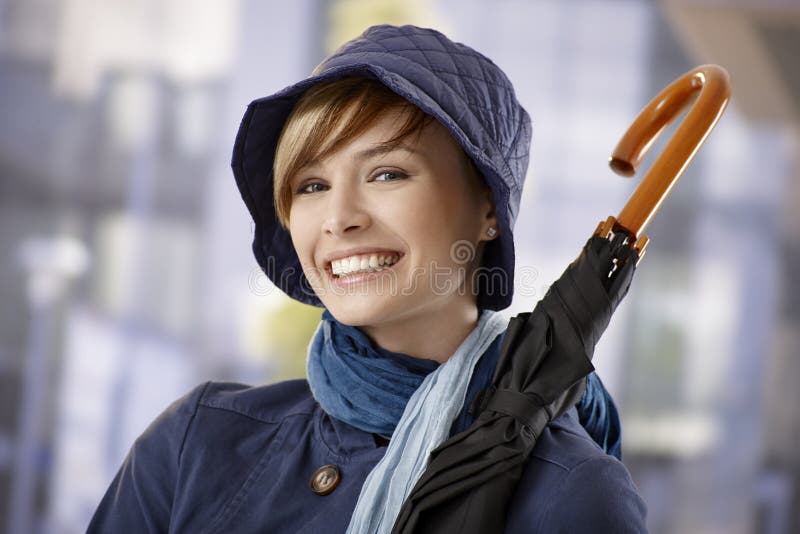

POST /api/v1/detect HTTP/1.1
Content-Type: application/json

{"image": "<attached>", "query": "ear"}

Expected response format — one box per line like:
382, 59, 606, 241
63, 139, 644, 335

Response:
479, 186, 499, 241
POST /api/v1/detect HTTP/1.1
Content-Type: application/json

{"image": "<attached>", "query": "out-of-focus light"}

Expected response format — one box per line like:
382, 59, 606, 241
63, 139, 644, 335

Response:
174, 86, 213, 156
623, 412, 721, 459
160, 0, 239, 83
107, 76, 160, 150
18, 235, 90, 277
17, 236, 90, 306
52, 0, 239, 100
326, 0, 446, 54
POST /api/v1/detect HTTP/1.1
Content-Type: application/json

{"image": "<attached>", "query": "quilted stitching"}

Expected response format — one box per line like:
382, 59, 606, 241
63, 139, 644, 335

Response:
361, 33, 518, 110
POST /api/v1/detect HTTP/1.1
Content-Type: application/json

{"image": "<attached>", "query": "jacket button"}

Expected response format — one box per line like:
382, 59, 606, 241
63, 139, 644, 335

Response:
310, 465, 340, 496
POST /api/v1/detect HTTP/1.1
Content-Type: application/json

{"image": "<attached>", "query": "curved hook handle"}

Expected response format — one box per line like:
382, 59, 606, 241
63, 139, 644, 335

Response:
595, 64, 731, 256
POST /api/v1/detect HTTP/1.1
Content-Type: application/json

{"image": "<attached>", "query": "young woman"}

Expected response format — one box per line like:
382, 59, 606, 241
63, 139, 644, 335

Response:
90, 24, 647, 533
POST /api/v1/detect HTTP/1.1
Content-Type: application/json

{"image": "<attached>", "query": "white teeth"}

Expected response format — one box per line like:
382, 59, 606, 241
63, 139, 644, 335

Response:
330, 252, 401, 277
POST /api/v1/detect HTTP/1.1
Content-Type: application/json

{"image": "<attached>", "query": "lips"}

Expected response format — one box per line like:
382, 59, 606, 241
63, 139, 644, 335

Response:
323, 247, 404, 266
330, 252, 401, 276
325, 251, 405, 287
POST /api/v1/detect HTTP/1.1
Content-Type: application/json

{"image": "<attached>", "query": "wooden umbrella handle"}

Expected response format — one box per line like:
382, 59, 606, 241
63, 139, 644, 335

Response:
595, 64, 732, 258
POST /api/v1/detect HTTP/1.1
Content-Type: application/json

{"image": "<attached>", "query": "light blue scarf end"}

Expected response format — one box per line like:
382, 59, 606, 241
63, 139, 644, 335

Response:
345, 309, 509, 534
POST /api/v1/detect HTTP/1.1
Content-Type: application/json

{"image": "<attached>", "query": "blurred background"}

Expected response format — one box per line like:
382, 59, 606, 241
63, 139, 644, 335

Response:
1, 0, 798, 532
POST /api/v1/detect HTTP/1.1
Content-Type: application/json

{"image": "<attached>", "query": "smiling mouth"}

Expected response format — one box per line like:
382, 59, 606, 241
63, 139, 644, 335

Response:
326, 252, 404, 279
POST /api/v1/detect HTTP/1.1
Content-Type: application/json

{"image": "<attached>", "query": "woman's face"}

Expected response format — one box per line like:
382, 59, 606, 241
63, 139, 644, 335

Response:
287, 110, 497, 327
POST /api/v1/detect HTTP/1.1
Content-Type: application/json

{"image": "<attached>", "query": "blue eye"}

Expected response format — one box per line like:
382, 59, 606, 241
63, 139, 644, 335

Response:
296, 182, 328, 195
373, 171, 408, 182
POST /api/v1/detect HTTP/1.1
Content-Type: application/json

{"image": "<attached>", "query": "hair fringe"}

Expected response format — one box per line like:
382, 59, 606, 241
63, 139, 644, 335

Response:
273, 78, 433, 228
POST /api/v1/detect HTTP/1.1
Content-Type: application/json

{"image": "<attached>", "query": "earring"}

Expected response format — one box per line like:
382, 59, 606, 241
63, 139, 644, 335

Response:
486, 227, 497, 238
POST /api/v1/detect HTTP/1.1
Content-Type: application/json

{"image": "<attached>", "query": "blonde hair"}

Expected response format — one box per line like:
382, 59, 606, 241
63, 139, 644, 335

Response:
273, 77, 434, 228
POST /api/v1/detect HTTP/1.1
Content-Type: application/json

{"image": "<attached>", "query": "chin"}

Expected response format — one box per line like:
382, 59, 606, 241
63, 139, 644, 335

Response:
321, 295, 401, 327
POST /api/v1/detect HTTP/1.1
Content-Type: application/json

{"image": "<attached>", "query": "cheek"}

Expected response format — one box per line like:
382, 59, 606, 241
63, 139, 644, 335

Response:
397, 189, 475, 262
419, 187, 478, 233
288, 209, 315, 263
390, 189, 448, 239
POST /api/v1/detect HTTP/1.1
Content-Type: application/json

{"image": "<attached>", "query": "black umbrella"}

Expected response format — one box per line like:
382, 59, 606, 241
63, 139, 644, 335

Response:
392, 64, 732, 534
392, 232, 637, 533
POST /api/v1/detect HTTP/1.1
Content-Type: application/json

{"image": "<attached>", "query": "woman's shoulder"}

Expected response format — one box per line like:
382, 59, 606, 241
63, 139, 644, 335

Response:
505, 409, 648, 532
88, 379, 320, 532
112, 378, 319, 460
528, 407, 616, 469
195, 378, 317, 422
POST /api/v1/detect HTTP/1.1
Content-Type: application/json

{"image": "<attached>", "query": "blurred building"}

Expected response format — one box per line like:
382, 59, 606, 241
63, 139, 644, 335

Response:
0, 1, 798, 533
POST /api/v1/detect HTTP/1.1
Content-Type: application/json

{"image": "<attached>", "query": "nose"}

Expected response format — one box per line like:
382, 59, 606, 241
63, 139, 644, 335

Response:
321, 183, 371, 237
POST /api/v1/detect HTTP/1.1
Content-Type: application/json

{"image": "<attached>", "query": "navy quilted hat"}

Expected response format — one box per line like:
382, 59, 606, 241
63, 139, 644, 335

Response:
232, 24, 531, 311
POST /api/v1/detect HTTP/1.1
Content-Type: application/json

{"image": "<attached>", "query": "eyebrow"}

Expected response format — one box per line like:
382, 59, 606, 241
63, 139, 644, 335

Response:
351, 143, 419, 162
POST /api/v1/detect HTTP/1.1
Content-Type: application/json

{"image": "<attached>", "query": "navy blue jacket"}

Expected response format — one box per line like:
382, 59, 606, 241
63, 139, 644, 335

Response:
88, 380, 648, 533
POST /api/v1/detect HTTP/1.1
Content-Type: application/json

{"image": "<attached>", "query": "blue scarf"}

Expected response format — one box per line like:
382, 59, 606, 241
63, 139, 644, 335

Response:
307, 309, 501, 437
307, 309, 440, 436
577, 372, 623, 459
307, 309, 621, 458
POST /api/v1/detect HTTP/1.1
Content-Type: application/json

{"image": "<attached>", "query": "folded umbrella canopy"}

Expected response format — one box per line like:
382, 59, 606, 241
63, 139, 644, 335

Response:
393, 233, 638, 533
392, 64, 732, 534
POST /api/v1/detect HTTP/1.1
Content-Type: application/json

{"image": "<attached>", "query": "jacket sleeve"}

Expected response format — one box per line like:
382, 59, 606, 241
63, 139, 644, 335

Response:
87, 382, 210, 534
539, 455, 649, 533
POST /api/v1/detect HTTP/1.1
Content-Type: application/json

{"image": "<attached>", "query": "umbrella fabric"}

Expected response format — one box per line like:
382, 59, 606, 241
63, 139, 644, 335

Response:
392, 233, 639, 534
